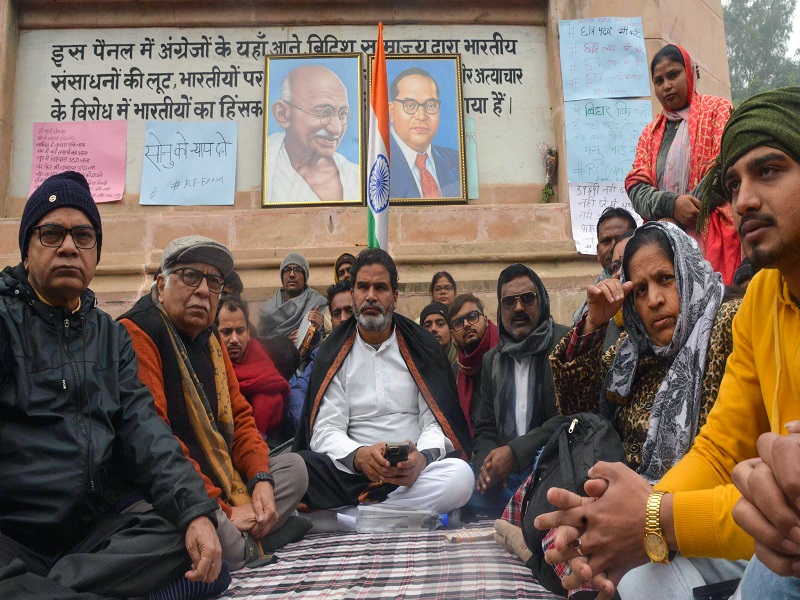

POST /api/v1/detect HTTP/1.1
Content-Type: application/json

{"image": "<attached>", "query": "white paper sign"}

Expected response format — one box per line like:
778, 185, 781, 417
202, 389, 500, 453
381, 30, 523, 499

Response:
140, 120, 237, 205
569, 181, 643, 255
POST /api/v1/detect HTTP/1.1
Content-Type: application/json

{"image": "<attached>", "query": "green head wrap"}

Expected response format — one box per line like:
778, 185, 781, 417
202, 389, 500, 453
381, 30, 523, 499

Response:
697, 86, 800, 229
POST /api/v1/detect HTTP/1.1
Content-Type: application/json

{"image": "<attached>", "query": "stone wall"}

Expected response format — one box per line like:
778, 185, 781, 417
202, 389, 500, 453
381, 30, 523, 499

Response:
0, 0, 731, 326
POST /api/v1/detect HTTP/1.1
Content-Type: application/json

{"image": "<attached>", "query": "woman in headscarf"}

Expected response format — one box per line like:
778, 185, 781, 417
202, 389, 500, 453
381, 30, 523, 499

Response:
626, 45, 740, 284
495, 222, 744, 596
552, 222, 739, 479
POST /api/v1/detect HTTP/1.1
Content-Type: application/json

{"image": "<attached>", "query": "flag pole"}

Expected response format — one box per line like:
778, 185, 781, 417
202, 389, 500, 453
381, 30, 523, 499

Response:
366, 22, 390, 250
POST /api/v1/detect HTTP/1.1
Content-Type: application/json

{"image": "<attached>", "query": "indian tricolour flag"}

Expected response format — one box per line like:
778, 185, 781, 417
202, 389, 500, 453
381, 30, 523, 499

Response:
366, 22, 390, 250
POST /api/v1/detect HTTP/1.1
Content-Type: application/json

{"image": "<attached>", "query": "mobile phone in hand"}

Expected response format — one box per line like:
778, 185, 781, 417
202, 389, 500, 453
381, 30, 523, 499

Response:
384, 442, 410, 466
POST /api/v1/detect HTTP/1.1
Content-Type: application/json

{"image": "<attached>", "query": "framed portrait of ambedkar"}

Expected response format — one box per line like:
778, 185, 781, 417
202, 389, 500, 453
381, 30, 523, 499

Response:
370, 54, 467, 205
262, 53, 363, 207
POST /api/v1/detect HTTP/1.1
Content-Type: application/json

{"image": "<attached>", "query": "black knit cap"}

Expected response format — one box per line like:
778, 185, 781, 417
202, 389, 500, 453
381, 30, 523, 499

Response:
420, 301, 450, 325
20, 171, 102, 263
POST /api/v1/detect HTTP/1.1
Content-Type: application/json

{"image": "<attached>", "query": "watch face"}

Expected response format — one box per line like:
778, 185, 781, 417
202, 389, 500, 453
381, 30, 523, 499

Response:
644, 532, 669, 562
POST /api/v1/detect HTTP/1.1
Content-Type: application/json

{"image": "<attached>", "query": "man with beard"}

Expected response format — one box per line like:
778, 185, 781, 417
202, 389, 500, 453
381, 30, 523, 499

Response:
536, 87, 800, 599
470, 264, 569, 518
293, 249, 473, 528
266, 65, 360, 203
448, 294, 500, 435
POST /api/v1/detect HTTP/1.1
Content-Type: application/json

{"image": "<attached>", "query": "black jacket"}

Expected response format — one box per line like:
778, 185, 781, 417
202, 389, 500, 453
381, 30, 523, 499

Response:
0, 264, 217, 555
472, 323, 570, 471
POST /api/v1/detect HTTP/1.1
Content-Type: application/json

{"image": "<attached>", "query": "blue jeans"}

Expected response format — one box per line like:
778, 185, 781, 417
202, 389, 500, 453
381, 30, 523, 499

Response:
739, 556, 800, 600
465, 467, 530, 519
617, 556, 746, 600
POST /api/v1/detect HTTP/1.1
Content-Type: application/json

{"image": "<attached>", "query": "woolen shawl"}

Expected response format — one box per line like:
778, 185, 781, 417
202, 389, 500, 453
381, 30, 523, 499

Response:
601, 222, 724, 483
456, 319, 500, 435
493, 265, 555, 440
257, 287, 326, 340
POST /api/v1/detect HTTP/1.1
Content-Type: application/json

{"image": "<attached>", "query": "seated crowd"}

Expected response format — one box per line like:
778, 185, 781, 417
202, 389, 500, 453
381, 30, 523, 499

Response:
2, 83, 799, 600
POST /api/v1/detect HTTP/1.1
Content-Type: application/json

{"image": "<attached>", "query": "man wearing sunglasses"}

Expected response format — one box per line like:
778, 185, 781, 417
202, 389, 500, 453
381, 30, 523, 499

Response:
469, 264, 569, 518
0, 172, 229, 598
266, 64, 360, 203
120, 236, 309, 571
388, 67, 461, 199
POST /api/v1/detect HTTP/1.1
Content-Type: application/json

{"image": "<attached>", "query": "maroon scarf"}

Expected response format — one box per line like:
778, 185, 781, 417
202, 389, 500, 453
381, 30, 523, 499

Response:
231, 338, 290, 436
456, 320, 500, 435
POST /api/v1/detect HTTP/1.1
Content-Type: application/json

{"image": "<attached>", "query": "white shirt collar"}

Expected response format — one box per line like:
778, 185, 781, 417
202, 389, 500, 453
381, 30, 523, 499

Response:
355, 323, 397, 353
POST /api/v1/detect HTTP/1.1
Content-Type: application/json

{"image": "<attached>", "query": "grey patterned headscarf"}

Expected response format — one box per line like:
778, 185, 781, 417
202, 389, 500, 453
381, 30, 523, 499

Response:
601, 222, 724, 483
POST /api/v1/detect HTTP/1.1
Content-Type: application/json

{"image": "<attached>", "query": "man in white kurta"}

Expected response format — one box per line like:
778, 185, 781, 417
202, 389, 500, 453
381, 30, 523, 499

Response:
293, 249, 474, 529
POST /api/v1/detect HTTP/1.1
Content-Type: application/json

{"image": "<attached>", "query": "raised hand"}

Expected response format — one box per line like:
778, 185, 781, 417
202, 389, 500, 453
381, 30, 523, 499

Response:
583, 279, 633, 334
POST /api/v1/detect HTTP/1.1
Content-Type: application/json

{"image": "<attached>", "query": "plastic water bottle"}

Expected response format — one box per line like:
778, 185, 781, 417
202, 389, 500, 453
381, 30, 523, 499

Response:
355, 505, 461, 533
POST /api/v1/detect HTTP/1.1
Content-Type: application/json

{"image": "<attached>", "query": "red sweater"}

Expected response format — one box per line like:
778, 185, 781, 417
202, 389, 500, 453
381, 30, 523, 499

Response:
231, 338, 290, 437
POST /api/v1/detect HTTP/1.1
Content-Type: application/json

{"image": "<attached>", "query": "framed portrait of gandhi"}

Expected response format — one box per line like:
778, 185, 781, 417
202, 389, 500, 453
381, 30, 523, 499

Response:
370, 54, 467, 205
262, 53, 363, 207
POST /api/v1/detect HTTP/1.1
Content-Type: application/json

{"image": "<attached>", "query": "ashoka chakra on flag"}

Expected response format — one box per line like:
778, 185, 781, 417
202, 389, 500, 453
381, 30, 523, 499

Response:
368, 154, 390, 213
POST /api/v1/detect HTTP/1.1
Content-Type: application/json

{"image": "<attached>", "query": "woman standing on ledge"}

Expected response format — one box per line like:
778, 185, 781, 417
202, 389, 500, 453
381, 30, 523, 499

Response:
625, 44, 740, 284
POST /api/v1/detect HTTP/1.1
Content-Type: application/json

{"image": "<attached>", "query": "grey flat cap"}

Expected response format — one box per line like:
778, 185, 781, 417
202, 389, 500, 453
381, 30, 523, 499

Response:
160, 236, 234, 278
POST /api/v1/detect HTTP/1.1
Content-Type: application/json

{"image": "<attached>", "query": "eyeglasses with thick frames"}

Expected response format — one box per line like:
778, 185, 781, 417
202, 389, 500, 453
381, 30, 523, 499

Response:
500, 291, 538, 311
433, 284, 454, 293
34, 224, 99, 250
283, 101, 352, 125
393, 98, 441, 115
169, 267, 225, 294
282, 266, 305, 277
451, 309, 483, 332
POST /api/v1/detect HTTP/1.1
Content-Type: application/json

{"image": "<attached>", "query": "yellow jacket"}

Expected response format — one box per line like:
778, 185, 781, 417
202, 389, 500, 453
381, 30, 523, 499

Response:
656, 268, 800, 560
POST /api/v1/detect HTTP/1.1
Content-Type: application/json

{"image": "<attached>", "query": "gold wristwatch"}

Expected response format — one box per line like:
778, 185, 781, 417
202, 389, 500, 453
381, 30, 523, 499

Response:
643, 491, 671, 563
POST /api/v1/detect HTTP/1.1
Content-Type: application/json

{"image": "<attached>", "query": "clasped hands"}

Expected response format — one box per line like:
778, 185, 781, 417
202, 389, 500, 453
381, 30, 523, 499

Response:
354, 440, 426, 487
732, 421, 800, 577
534, 462, 657, 599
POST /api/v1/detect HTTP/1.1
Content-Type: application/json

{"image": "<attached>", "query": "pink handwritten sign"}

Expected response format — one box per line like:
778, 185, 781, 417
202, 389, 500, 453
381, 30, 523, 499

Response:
30, 121, 127, 203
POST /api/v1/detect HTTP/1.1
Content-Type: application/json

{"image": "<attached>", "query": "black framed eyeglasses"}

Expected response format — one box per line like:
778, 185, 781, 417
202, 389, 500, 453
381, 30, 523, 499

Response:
169, 267, 225, 294
33, 224, 99, 250
433, 284, 454, 293
283, 101, 351, 125
282, 266, 304, 277
451, 309, 483, 332
500, 291, 538, 311
393, 98, 441, 115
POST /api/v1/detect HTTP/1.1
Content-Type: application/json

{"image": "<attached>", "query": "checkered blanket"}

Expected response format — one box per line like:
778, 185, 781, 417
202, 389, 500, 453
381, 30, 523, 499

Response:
221, 523, 562, 599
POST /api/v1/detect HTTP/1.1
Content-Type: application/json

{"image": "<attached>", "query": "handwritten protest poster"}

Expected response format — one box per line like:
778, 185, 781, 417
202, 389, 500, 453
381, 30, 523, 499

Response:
558, 17, 650, 101
140, 121, 237, 205
30, 121, 126, 202
564, 99, 652, 183
569, 182, 643, 255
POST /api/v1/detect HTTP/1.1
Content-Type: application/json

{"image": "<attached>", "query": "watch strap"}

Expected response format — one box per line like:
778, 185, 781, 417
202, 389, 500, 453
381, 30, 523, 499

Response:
247, 471, 274, 495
